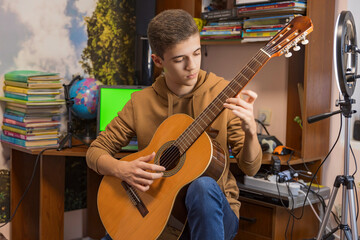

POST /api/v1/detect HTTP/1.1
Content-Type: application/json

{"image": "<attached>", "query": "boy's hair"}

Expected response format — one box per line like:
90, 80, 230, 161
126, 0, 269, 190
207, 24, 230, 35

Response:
147, 9, 199, 59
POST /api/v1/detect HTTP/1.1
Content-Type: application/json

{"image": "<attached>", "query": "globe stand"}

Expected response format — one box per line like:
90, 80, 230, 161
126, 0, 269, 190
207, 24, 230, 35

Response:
57, 75, 89, 151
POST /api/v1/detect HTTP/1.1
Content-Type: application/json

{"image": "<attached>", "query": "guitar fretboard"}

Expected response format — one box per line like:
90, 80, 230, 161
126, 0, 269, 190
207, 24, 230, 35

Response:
174, 49, 271, 155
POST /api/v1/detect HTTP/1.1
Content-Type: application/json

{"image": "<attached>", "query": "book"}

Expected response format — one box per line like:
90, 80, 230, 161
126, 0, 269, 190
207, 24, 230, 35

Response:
5, 108, 61, 117
4, 80, 62, 89
0, 97, 65, 106
242, 31, 278, 37
208, 21, 243, 26
0, 133, 58, 148
5, 105, 62, 115
3, 85, 61, 95
245, 27, 283, 32
202, 26, 242, 31
4, 112, 60, 123
3, 130, 59, 141
243, 14, 298, 28
3, 118, 61, 128
4, 92, 57, 101
201, 8, 238, 20
4, 70, 60, 82
237, 1, 306, 16
235, 0, 271, 5
2, 123, 59, 135
200, 30, 242, 36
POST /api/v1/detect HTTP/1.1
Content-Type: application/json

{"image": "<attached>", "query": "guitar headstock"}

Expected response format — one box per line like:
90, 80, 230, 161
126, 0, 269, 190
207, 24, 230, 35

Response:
263, 16, 313, 58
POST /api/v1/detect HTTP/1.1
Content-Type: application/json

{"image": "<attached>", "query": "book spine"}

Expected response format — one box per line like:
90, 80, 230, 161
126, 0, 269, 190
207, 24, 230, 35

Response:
3, 130, 27, 140
200, 30, 241, 35
3, 118, 26, 127
245, 27, 282, 32
208, 21, 242, 26
201, 8, 237, 20
3, 113, 24, 122
4, 92, 27, 101
2, 125, 27, 135
202, 26, 242, 31
3, 86, 29, 94
1, 133, 26, 147
238, 2, 297, 12
242, 31, 277, 37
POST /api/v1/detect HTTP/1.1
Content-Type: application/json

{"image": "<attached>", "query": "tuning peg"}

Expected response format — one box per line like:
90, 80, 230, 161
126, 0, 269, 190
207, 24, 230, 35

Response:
285, 50, 292, 58
301, 37, 309, 45
293, 44, 301, 51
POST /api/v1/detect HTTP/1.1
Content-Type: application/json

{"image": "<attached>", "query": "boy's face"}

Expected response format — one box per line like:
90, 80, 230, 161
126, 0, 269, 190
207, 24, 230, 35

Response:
152, 33, 201, 92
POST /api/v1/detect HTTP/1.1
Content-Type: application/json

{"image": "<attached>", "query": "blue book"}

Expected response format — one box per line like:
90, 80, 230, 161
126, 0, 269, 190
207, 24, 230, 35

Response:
245, 27, 283, 32
3, 112, 60, 123
200, 30, 241, 35
5, 92, 56, 101
0, 133, 58, 148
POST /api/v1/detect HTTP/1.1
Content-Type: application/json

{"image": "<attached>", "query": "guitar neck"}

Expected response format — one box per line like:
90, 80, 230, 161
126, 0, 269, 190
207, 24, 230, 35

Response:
174, 49, 271, 154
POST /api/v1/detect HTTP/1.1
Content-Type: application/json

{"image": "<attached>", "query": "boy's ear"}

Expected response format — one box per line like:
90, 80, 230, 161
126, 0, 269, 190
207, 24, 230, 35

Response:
151, 54, 163, 68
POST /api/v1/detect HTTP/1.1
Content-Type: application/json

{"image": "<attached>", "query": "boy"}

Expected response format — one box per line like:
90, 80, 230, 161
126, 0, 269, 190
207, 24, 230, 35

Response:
86, 9, 262, 240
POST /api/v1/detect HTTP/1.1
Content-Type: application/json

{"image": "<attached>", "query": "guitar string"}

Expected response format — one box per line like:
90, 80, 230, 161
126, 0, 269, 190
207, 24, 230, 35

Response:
161, 50, 272, 170
159, 49, 271, 170
159, 50, 271, 170
159, 50, 269, 169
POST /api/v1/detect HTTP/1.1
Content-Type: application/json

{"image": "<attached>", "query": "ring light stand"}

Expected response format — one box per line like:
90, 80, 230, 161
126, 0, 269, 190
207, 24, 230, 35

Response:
308, 11, 360, 240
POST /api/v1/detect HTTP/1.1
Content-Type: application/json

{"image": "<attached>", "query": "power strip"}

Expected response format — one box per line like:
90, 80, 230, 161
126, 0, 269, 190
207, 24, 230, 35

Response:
244, 175, 301, 196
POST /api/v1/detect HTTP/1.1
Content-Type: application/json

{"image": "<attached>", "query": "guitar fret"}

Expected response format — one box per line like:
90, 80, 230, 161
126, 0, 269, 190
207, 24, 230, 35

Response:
245, 65, 255, 73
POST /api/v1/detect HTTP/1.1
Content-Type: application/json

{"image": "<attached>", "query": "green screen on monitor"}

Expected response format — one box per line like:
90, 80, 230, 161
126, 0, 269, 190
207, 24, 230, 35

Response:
97, 85, 145, 134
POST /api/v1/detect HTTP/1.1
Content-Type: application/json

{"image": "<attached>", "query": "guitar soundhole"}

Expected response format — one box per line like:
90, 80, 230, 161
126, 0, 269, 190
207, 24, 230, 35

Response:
160, 145, 180, 171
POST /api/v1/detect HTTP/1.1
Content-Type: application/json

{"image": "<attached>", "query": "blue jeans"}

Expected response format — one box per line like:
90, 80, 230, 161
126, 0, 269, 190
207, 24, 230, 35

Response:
102, 176, 239, 240
179, 176, 239, 240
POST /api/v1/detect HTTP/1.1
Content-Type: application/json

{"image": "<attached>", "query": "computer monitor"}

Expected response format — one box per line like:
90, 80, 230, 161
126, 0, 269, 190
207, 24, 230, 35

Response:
96, 85, 146, 150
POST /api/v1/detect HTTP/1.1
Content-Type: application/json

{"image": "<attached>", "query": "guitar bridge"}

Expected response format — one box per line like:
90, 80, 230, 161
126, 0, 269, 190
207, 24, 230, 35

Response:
121, 181, 149, 217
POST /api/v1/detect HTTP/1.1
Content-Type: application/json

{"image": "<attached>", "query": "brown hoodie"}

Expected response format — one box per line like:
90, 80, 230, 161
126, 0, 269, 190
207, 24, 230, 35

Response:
86, 69, 262, 218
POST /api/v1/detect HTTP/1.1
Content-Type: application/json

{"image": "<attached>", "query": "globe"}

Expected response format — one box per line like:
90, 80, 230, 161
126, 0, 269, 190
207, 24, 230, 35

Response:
69, 78, 102, 120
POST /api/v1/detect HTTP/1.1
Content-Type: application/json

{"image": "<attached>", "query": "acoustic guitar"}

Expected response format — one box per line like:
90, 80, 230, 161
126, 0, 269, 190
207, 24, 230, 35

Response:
97, 16, 313, 240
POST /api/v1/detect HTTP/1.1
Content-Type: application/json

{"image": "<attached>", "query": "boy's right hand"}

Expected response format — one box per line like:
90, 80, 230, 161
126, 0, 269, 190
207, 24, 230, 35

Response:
118, 152, 165, 192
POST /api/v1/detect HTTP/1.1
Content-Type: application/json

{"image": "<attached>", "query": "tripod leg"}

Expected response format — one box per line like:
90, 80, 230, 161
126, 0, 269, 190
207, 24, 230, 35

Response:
346, 177, 358, 240
316, 176, 342, 240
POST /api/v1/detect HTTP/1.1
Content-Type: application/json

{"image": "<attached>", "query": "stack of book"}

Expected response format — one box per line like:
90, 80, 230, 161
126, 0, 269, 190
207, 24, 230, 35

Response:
200, 21, 243, 42
237, 1, 306, 17
0, 70, 65, 148
241, 14, 297, 42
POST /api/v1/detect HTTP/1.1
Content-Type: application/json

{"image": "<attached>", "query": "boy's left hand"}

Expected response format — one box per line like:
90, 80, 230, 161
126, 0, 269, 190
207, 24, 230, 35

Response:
224, 89, 257, 136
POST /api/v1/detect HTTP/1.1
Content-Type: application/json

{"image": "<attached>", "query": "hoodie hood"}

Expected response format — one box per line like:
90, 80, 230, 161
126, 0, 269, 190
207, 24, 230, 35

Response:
152, 69, 225, 117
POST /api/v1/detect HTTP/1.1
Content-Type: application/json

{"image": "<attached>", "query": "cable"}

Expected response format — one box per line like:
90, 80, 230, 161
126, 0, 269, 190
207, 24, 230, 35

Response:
255, 118, 270, 135
0, 146, 62, 228
298, 189, 340, 239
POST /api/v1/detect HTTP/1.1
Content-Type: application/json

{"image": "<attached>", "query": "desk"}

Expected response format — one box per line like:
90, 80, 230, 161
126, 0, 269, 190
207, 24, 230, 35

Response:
6, 142, 130, 240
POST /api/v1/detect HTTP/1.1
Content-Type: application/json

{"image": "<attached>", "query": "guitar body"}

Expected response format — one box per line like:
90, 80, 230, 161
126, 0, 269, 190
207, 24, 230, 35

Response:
97, 114, 226, 240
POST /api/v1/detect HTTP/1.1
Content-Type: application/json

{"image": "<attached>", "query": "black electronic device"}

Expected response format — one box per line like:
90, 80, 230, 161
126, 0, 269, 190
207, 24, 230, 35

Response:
271, 155, 281, 174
